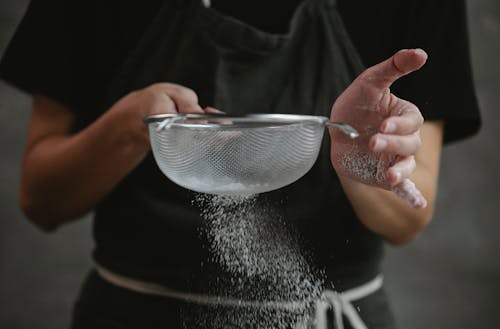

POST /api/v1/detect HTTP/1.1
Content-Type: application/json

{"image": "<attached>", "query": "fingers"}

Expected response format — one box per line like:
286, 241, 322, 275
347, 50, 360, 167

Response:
167, 85, 204, 113
392, 178, 427, 209
372, 94, 424, 159
204, 106, 226, 114
380, 93, 424, 133
385, 157, 427, 210
360, 49, 428, 90
381, 104, 424, 135
386, 156, 416, 186
153, 83, 204, 114
370, 132, 421, 156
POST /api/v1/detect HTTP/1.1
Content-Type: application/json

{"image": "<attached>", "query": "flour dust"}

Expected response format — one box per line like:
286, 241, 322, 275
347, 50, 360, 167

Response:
191, 194, 323, 329
340, 148, 427, 209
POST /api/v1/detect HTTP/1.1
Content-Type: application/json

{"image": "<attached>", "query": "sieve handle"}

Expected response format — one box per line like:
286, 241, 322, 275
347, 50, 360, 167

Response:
325, 121, 359, 139
156, 115, 185, 132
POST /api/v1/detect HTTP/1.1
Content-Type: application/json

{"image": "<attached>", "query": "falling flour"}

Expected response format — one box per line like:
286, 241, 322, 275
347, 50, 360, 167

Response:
192, 194, 323, 329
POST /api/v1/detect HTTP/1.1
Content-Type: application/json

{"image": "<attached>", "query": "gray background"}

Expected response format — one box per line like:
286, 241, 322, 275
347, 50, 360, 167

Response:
0, 1, 498, 328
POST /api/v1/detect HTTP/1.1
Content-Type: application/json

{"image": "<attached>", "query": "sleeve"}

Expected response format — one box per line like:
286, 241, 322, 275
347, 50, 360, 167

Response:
393, 0, 481, 144
0, 0, 90, 113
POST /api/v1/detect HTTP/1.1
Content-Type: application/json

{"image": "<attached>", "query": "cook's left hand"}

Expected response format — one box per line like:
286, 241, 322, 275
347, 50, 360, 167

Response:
329, 49, 428, 209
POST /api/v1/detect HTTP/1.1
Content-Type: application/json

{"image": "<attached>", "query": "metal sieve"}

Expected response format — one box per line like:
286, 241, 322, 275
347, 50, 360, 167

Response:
144, 113, 358, 195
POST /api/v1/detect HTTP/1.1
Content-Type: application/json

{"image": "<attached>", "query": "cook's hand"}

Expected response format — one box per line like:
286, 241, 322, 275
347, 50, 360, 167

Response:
329, 49, 428, 209
108, 83, 204, 144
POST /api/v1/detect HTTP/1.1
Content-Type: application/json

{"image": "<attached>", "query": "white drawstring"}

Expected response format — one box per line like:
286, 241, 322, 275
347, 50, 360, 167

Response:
96, 264, 382, 329
96, 264, 306, 311
201, 0, 211, 8
315, 275, 384, 329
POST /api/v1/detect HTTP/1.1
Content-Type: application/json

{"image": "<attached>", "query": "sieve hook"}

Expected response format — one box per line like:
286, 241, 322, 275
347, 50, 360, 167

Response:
156, 115, 185, 132
324, 121, 359, 139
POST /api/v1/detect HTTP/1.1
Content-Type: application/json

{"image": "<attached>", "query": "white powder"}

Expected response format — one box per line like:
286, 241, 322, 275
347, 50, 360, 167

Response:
392, 178, 427, 209
341, 149, 427, 209
193, 194, 323, 329
177, 177, 269, 196
340, 150, 385, 184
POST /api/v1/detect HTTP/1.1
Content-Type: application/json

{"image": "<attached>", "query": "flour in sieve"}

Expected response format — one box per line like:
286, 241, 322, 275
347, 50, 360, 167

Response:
178, 177, 269, 196
193, 194, 323, 329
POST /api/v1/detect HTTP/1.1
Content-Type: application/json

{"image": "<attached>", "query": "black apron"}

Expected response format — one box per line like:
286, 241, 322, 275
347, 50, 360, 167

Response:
107, 0, 364, 113
80, 0, 396, 328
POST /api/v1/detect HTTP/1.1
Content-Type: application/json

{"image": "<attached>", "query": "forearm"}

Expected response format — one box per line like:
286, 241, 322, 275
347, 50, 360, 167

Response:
338, 165, 437, 245
20, 84, 204, 231
20, 109, 150, 231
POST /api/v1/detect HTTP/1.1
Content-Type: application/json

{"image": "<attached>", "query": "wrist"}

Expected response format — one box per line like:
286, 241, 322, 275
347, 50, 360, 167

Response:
100, 105, 151, 160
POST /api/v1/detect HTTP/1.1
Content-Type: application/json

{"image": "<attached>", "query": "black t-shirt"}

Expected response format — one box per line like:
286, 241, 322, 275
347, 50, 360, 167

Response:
0, 0, 481, 140
208, 0, 482, 143
0, 0, 481, 292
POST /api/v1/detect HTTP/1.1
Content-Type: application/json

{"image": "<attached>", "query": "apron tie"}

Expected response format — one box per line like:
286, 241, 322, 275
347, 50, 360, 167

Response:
314, 275, 384, 329
96, 264, 382, 329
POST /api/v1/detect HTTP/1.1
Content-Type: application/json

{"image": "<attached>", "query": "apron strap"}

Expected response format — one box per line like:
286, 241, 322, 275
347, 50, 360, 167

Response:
96, 264, 306, 311
96, 263, 381, 329
205, 0, 336, 9
315, 275, 384, 329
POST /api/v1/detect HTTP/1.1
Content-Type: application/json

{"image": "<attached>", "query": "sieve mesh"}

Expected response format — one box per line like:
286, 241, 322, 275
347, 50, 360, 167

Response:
147, 114, 327, 195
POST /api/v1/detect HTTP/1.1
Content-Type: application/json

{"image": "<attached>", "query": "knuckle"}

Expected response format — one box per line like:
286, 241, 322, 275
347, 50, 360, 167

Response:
177, 87, 198, 102
414, 133, 422, 149
147, 82, 164, 91
408, 156, 417, 170
415, 108, 424, 125
142, 84, 163, 98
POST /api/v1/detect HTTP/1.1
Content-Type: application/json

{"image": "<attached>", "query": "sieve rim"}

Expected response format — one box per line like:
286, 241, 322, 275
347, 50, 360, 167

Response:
143, 113, 328, 129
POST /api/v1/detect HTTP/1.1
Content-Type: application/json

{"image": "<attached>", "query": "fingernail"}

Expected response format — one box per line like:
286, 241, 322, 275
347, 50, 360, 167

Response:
414, 48, 426, 55
205, 106, 226, 114
413, 48, 428, 60
383, 121, 396, 133
373, 138, 388, 152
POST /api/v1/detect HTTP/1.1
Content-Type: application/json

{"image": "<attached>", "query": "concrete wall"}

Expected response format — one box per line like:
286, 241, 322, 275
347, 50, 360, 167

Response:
1, 1, 498, 328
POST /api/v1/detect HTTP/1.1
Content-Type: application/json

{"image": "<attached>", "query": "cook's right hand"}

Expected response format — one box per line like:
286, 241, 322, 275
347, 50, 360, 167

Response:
329, 49, 428, 209
107, 82, 205, 145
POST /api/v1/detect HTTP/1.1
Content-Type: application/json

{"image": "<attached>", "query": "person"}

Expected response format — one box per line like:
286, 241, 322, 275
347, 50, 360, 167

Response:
0, 0, 480, 328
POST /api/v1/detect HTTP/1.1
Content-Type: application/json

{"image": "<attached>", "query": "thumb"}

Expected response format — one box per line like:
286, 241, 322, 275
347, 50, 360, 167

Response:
360, 48, 428, 90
